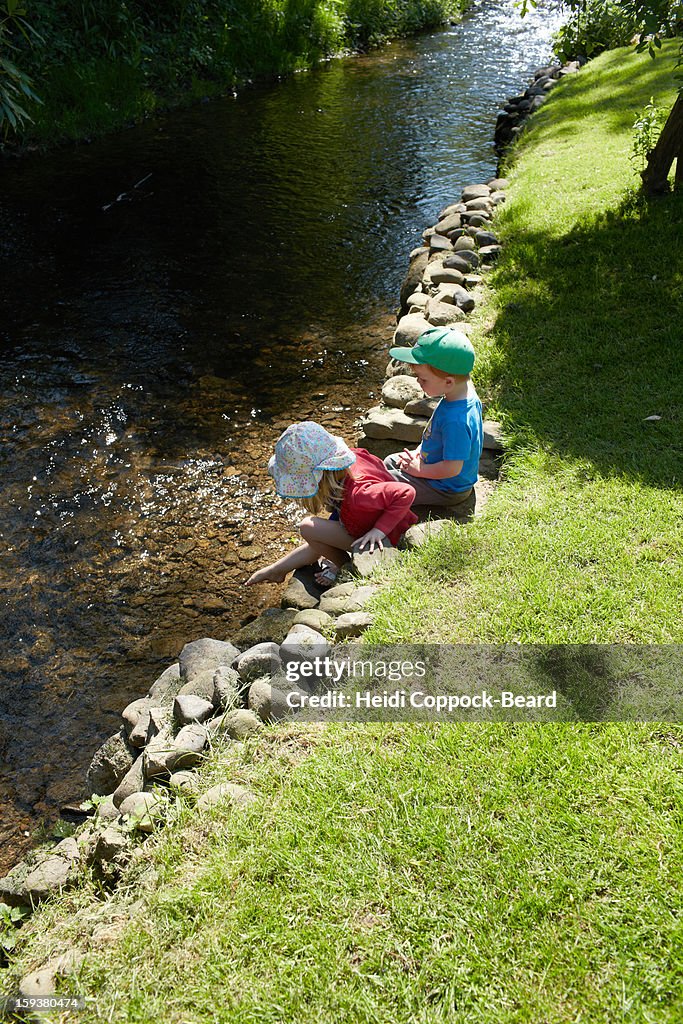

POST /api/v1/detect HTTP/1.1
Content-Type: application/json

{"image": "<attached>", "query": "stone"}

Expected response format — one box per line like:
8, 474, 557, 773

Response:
112, 754, 146, 809
121, 697, 152, 736
393, 312, 431, 347
174, 694, 214, 726
129, 708, 154, 748
142, 727, 177, 778
429, 233, 453, 252
475, 230, 499, 247
490, 189, 508, 204
197, 783, 256, 813
479, 245, 503, 263
351, 545, 401, 577
360, 407, 426, 443
218, 709, 263, 740
172, 724, 208, 770
461, 184, 491, 201
404, 396, 437, 418
426, 299, 466, 327
424, 264, 464, 289
179, 638, 240, 683
401, 520, 451, 549
293, 609, 334, 631
248, 679, 293, 722
434, 212, 462, 236
448, 285, 476, 312
19, 952, 84, 998
437, 202, 461, 220
483, 420, 505, 452
444, 250, 479, 270
93, 824, 132, 864
169, 770, 200, 795
442, 253, 475, 274
399, 250, 429, 313
234, 642, 282, 684
87, 727, 136, 797
147, 662, 182, 701
282, 569, 321, 610
319, 583, 378, 616
466, 214, 491, 228
381, 375, 423, 409
281, 625, 329, 665
94, 796, 120, 823
232, 608, 298, 646
406, 291, 428, 311
213, 665, 241, 710
464, 275, 483, 288
144, 705, 173, 745
177, 668, 217, 704
119, 792, 166, 833
453, 235, 476, 253
487, 177, 509, 190
22, 838, 80, 903
334, 612, 375, 638
409, 245, 429, 259
464, 197, 493, 212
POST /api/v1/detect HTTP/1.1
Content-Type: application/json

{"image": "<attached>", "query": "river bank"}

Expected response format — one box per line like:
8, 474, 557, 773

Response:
3, 0, 468, 153
3, 39, 683, 1022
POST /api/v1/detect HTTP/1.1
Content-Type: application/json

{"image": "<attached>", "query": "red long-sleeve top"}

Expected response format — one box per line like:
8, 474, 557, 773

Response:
336, 449, 418, 546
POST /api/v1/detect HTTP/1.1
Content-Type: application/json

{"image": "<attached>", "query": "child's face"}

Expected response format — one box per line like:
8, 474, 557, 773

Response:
413, 365, 450, 397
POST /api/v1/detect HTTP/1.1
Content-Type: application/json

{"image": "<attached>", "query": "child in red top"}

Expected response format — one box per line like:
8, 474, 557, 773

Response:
247, 421, 417, 587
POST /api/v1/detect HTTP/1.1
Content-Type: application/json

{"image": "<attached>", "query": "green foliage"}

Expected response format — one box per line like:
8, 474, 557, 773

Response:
0, 0, 41, 137
631, 94, 667, 168
0, 903, 28, 958
3, 0, 463, 144
553, 0, 683, 62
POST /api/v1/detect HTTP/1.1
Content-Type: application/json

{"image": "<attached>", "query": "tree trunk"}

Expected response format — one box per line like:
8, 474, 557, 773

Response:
641, 95, 683, 195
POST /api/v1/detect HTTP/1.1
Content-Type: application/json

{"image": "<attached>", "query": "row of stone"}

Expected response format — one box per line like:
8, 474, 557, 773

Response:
357, 176, 506, 451
494, 59, 582, 152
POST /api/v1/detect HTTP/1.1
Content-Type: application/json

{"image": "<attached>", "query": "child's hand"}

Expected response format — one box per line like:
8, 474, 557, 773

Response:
399, 451, 423, 477
397, 447, 418, 468
352, 528, 386, 554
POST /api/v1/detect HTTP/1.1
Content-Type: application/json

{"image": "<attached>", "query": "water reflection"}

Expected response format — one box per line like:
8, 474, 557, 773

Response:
0, 0, 563, 870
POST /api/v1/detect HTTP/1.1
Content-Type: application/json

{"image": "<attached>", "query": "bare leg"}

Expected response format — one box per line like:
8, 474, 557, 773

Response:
246, 516, 356, 586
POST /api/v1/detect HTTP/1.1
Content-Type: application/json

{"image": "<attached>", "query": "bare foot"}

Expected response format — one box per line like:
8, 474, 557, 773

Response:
246, 565, 288, 585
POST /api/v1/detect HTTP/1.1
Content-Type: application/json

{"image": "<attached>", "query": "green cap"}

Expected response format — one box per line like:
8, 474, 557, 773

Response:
390, 326, 475, 375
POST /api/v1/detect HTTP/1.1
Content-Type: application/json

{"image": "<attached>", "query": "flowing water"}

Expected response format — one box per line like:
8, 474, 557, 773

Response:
0, 0, 564, 871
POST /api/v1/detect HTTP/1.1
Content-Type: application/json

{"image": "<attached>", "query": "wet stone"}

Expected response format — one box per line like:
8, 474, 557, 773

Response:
232, 608, 298, 646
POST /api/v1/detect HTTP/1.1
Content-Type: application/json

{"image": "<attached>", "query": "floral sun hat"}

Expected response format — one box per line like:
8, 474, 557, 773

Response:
268, 421, 356, 499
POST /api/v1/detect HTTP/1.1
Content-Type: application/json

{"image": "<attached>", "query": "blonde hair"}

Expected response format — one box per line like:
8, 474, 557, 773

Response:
302, 468, 348, 514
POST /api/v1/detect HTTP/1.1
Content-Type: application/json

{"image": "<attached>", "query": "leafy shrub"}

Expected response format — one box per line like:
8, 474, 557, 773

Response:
554, 0, 683, 63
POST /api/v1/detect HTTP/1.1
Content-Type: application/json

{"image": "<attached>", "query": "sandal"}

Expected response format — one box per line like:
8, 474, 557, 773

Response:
314, 559, 339, 589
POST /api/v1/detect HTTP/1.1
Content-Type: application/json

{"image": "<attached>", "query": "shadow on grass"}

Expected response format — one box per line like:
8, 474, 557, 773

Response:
487, 189, 683, 489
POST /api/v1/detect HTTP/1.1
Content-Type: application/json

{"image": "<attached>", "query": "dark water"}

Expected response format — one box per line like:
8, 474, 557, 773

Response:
0, 0, 563, 870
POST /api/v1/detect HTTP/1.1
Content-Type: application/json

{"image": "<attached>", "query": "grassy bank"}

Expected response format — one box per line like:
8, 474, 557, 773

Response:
3, 0, 465, 150
367, 40, 683, 645
2, 41, 683, 1024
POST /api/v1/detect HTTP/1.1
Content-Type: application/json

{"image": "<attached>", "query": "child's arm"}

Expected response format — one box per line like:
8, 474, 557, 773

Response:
353, 480, 417, 542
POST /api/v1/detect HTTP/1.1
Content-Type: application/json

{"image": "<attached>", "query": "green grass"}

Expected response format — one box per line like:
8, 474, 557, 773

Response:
366, 40, 683, 645
3, 724, 683, 1022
